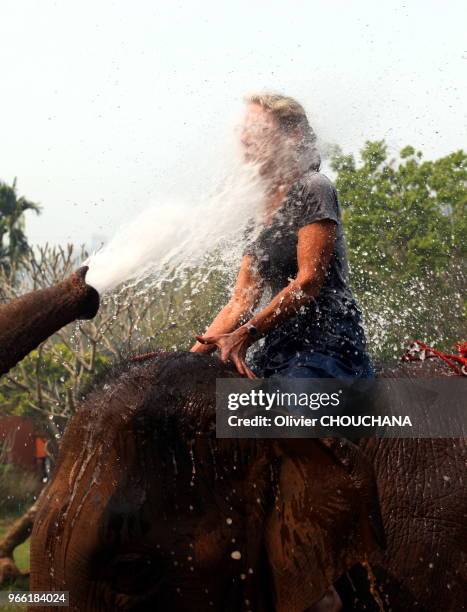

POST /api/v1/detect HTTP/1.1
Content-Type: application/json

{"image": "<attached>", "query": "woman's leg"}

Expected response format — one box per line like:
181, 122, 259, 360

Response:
269, 352, 353, 612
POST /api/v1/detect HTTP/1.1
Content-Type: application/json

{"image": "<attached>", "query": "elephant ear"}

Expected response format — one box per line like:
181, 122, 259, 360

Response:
265, 438, 385, 612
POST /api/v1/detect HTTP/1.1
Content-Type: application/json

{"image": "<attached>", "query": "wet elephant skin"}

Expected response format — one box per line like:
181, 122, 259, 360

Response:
30, 352, 383, 612
29, 354, 465, 611
358, 361, 466, 611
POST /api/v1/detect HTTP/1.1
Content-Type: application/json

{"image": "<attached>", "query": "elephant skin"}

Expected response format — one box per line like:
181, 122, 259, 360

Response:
0, 266, 99, 376
357, 436, 466, 611
30, 352, 384, 612
29, 353, 465, 611
357, 360, 467, 611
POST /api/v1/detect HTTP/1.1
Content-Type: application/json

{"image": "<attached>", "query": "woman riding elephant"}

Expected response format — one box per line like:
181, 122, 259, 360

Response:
191, 93, 373, 382
191, 94, 374, 611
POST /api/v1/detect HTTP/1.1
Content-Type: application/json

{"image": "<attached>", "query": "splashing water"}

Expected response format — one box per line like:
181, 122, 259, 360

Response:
83, 148, 464, 363
85, 160, 265, 294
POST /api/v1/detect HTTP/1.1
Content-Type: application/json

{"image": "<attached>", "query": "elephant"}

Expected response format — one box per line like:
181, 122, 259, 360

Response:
355, 360, 465, 611
29, 350, 466, 611
0, 266, 99, 376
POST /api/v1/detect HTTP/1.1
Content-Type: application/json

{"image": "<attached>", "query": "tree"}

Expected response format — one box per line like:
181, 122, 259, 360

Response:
0, 245, 228, 436
331, 141, 466, 361
0, 178, 41, 271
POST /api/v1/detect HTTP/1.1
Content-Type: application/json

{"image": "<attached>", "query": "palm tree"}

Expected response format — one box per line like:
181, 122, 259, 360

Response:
0, 178, 41, 270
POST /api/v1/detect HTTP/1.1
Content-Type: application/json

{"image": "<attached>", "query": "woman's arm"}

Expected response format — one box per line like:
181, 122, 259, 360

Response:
196, 220, 336, 376
248, 220, 336, 334
190, 254, 263, 354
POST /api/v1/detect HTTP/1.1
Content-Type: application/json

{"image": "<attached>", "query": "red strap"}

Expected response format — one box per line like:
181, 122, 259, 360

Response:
401, 340, 467, 376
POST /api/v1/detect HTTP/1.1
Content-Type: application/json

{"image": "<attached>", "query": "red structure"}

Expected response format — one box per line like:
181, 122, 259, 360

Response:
0, 416, 45, 472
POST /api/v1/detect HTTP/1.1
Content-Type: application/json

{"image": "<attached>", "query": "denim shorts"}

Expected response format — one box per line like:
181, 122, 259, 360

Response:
249, 306, 375, 381
251, 349, 375, 433
251, 346, 375, 380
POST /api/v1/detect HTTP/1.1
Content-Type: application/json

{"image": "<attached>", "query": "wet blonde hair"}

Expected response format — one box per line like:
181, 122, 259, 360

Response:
244, 93, 321, 171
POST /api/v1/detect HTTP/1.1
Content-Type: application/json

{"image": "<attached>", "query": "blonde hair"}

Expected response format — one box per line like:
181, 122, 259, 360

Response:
244, 92, 321, 171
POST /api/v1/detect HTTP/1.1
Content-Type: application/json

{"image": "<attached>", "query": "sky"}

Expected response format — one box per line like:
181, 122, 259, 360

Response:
1, 0, 466, 246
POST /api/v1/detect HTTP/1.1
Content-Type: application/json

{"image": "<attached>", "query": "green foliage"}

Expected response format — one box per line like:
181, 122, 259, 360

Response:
0, 247, 226, 427
331, 141, 466, 360
0, 344, 110, 419
0, 179, 41, 271
147, 264, 231, 352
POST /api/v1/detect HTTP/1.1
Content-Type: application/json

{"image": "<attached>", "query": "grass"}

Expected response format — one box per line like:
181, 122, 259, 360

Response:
0, 465, 39, 607
0, 585, 29, 611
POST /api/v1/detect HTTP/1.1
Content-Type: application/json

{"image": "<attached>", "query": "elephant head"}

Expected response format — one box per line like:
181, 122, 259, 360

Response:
0, 266, 99, 376
30, 352, 384, 611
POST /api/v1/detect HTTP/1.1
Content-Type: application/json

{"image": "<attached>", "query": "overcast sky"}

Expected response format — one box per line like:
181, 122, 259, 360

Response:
1, 0, 466, 246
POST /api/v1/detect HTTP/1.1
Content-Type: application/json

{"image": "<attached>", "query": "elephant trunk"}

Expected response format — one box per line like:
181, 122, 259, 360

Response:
0, 266, 99, 376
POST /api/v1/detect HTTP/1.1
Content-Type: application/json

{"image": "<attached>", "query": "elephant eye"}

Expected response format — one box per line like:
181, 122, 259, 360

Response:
99, 553, 165, 595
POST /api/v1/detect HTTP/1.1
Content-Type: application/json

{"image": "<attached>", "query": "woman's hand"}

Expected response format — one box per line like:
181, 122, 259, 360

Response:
195, 326, 257, 379
190, 340, 217, 354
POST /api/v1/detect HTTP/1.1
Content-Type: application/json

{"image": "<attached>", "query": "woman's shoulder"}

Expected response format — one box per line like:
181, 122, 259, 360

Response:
289, 171, 340, 225
298, 171, 336, 195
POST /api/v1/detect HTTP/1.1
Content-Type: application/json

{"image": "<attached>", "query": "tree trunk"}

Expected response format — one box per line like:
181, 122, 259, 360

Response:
0, 500, 38, 585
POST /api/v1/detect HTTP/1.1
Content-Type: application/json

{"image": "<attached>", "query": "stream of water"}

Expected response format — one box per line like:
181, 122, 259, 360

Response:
85, 161, 264, 294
